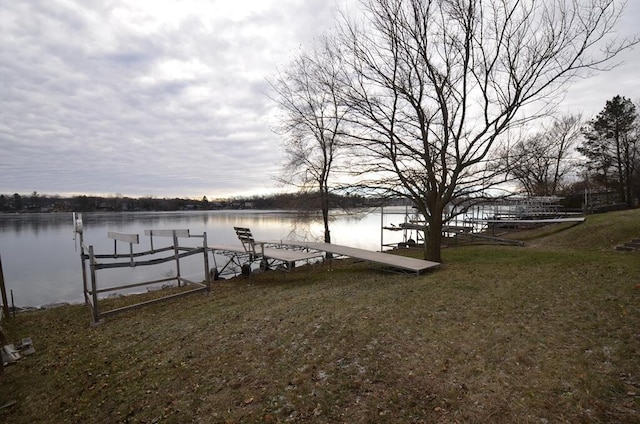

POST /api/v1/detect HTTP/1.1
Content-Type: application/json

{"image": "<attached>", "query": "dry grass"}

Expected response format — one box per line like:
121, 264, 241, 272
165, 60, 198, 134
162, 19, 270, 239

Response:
1, 209, 640, 423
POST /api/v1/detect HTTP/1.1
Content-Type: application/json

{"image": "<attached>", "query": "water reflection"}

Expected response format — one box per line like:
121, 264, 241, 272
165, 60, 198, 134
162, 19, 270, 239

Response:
0, 213, 71, 235
0, 209, 395, 307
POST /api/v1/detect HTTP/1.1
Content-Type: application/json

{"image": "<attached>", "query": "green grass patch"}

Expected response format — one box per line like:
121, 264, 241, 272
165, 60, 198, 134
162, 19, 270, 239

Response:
1, 210, 640, 423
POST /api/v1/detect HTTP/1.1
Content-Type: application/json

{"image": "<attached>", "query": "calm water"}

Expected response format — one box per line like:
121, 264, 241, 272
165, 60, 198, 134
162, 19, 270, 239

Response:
0, 209, 407, 307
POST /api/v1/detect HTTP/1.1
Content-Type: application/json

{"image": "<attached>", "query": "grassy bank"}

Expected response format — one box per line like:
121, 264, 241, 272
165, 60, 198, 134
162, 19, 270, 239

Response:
1, 209, 639, 423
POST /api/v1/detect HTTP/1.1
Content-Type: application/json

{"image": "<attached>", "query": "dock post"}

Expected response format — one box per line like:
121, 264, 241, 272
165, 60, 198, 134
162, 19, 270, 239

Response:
0, 255, 9, 320
173, 231, 181, 286
203, 232, 210, 292
89, 246, 100, 324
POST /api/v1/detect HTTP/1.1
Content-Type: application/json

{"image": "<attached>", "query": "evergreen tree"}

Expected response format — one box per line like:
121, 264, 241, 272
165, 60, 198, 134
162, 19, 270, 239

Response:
12, 193, 23, 211
579, 95, 638, 206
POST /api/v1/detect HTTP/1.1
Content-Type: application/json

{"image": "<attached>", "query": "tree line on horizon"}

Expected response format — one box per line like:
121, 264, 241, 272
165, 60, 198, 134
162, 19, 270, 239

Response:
0, 191, 381, 213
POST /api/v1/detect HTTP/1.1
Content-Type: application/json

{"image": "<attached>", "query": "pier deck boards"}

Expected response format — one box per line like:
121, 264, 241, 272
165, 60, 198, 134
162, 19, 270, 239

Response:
275, 240, 440, 275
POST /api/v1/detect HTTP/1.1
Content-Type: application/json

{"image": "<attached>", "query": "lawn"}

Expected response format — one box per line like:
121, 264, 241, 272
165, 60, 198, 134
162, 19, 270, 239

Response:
1, 209, 639, 423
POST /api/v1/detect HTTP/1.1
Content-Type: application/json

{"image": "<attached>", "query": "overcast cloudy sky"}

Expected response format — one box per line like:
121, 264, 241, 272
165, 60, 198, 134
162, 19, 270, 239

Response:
1, 1, 638, 199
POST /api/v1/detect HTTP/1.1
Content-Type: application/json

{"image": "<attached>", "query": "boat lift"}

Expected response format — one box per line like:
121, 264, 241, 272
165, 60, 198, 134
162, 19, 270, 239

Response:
75, 213, 211, 324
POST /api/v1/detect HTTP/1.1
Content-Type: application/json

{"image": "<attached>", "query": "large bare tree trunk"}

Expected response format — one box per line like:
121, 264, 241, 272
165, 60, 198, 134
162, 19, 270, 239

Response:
321, 184, 331, 243
425, 211, 443, 263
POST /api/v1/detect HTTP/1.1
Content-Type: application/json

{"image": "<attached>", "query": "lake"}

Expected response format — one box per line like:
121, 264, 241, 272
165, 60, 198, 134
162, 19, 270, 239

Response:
0, 208, 409, 307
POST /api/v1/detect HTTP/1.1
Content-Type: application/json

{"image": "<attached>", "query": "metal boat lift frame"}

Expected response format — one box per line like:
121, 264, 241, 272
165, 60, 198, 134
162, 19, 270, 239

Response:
78, 226, 211, 324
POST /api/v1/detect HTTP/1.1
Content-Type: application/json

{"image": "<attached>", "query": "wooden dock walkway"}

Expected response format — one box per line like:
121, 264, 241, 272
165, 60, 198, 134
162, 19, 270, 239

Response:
275, 240, 440, 275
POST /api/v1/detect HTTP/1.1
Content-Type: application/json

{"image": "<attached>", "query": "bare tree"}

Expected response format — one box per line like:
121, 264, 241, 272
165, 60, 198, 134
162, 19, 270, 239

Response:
505, 114, 582, 196
337, 0, 636, 262
268, 35, 350, 243
632, 100, 640, 204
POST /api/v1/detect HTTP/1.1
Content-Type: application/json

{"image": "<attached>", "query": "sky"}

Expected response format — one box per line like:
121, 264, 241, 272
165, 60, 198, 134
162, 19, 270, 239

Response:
1, 0, 639, 200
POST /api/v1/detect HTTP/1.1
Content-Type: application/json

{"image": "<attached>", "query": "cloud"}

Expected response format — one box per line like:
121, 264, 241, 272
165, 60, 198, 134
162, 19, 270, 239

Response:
1, 0, 638, 199
0, 0, 341, 198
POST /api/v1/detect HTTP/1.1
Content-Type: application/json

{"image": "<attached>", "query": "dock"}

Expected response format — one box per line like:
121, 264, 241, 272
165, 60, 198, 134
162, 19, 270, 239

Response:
208, 227, 440, 278
275, 240, 440, 275
469, 217, 586, 224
